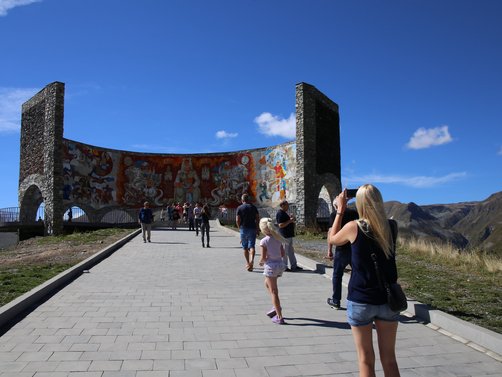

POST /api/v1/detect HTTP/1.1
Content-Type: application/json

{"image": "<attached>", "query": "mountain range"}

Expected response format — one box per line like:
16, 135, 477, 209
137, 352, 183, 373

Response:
384, 191, 502, 256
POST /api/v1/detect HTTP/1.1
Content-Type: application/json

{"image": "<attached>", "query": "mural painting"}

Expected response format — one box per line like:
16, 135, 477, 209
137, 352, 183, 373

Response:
253, 143, 296, 207
63, 140, 118, 208
62, 139, 296, 209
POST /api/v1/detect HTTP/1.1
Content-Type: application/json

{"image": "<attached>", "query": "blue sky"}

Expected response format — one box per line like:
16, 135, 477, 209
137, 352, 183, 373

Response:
0, 0, 501, 208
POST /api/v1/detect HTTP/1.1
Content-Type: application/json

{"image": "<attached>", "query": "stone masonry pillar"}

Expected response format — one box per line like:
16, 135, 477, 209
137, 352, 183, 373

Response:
295, 82, 342, 228
19, 82, 65, 235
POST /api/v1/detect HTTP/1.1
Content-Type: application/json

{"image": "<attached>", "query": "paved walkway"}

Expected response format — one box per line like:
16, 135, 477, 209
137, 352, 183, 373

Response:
0, 223, 500, 376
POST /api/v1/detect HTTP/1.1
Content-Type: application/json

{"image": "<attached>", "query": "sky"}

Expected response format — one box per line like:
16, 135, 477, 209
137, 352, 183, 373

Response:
0, 0, 501, 209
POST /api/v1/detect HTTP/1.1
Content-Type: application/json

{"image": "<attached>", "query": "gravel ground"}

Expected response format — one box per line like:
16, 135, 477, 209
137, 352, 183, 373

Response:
294, 238, 333, 265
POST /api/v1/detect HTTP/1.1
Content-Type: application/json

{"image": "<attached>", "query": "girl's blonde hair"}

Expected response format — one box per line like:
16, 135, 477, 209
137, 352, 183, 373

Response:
355, 184, 394, 258
259, 217, 287, 243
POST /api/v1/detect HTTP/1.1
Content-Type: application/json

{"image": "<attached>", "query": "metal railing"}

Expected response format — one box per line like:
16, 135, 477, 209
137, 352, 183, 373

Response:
1, 202, 333, 226
0, 207, 20, 223
0, 206, 138, 225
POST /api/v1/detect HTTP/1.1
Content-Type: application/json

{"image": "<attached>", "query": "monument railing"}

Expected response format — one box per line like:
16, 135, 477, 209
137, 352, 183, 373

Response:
0, 206, 138, 225
1, 203, 331, 227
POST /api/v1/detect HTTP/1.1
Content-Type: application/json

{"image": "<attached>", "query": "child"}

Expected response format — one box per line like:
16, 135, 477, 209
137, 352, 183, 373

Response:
258, 217, 287, 325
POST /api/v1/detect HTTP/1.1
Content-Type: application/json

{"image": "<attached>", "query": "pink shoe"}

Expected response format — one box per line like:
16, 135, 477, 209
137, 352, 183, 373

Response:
271, 315, 286, 325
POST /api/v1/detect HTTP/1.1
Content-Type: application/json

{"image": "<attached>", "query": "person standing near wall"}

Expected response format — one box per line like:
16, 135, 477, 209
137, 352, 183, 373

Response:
194, 202, 203, 235
160, 205, 166, 222
276, 200, 302, 272
187, 202, 195, 231
327, 199, 359, 309
138, 201, 153, 242
236, 193, 260, 272
167, 203, 174, 228
201, 204, 211, 248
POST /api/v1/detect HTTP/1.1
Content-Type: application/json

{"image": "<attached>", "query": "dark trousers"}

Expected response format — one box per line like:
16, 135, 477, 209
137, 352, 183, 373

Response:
332, 249, 351, 303
201, 222, 210, 245
195, 218, 202, 235
188, 217, 195, 231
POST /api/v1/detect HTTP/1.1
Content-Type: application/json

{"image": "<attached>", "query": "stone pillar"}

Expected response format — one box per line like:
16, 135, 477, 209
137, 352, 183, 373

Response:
19, 82, 65, 235
295, 82, 341, 228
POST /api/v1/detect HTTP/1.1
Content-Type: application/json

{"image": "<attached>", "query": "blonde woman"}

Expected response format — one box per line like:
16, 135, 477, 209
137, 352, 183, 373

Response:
328, 184, 400, 377
258, 217, 287, 324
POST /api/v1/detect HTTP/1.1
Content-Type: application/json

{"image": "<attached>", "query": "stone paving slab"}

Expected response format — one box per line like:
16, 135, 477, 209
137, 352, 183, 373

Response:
0, 222, 501, 376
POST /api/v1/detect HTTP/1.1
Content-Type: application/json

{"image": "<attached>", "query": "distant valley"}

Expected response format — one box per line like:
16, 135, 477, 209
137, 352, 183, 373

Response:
384, 191, 502, 256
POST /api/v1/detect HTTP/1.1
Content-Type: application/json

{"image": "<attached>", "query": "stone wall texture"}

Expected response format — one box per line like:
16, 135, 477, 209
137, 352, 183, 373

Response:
295, 82, 341, 227
19, 82, 65, 235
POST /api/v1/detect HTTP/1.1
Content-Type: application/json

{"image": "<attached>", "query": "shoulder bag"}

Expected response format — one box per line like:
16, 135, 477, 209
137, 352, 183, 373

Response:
371, 253, 408, 312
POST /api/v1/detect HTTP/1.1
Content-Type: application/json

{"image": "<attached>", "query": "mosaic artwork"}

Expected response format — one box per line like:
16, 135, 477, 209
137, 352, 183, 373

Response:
63, 140, 296, 209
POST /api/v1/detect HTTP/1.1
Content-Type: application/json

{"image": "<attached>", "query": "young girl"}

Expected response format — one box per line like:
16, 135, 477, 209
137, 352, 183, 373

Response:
258, 217, 287, 324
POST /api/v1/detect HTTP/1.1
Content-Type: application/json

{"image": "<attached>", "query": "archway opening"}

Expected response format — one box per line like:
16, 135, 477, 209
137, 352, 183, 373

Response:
316, 185, 332, 219
101, 209, 135, 224
20, 185, 44, 223
64, 206, 88, 222
36, 203, 45, 221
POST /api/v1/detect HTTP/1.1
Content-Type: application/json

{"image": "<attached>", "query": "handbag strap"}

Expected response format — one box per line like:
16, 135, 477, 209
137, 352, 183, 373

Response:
371, 253, 390, 293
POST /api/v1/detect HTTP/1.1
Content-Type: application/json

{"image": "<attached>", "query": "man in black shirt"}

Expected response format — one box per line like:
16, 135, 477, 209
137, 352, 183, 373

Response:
326, 200, 358, 309
236, 194, 260, 272
276, 200, 302, 272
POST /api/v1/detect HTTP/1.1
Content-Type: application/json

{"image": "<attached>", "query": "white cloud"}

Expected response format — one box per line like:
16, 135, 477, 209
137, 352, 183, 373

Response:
254, 112, 295, 139
406, 125, 452, 150
0, 87, 39, 133
345, 172, 467, 188
498, 146, 502, 156
215, 130, 238, 139
0, 0, 41, 16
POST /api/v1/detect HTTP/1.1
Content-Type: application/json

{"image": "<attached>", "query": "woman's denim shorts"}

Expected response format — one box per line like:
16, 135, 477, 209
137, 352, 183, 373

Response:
347, 300, 400, 327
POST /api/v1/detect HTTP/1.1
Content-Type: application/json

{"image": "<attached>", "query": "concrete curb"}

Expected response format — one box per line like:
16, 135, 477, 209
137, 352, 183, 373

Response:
216, 220, 502, 358
322, 264, 502, 358
0, 229, 141, 330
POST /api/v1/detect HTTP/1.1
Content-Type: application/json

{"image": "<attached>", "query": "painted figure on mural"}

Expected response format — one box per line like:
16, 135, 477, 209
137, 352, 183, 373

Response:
122, 159, 163, 206
63, 142, 117, 208
279, 178, 287, 201
164, 165, 173, 181
209, 157, 251, 206
93, 151, 113, 177
259, 180, 271, 202
271, 160, 286, 192
174, 158, 201, 204
201, 165, 210, 180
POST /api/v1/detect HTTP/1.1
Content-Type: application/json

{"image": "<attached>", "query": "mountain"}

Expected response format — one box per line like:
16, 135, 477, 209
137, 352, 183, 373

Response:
384, 191, 502, 256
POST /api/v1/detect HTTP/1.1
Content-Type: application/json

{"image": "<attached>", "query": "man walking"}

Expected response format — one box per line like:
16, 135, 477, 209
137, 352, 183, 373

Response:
138, 201, 154, 242
236, 193, 260, 272
276, 200, 302, 271
194, 202, 203, 236
326, 200, 358, 309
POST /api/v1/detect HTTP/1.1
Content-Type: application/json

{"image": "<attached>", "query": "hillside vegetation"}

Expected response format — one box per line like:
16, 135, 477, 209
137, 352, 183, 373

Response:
385, 191, 502, 256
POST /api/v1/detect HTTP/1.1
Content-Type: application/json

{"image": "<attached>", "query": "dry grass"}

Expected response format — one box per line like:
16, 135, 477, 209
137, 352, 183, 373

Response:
400, 237, 502, 273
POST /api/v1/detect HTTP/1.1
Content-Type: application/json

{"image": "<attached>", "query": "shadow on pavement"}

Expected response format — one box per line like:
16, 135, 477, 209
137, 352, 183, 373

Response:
148, 242, 187, 245
285, 317, 351, 329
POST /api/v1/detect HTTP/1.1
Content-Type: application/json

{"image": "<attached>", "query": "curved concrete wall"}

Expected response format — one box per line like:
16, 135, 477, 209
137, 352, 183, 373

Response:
19, 82, 341, 234
62, 139, 297, 211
